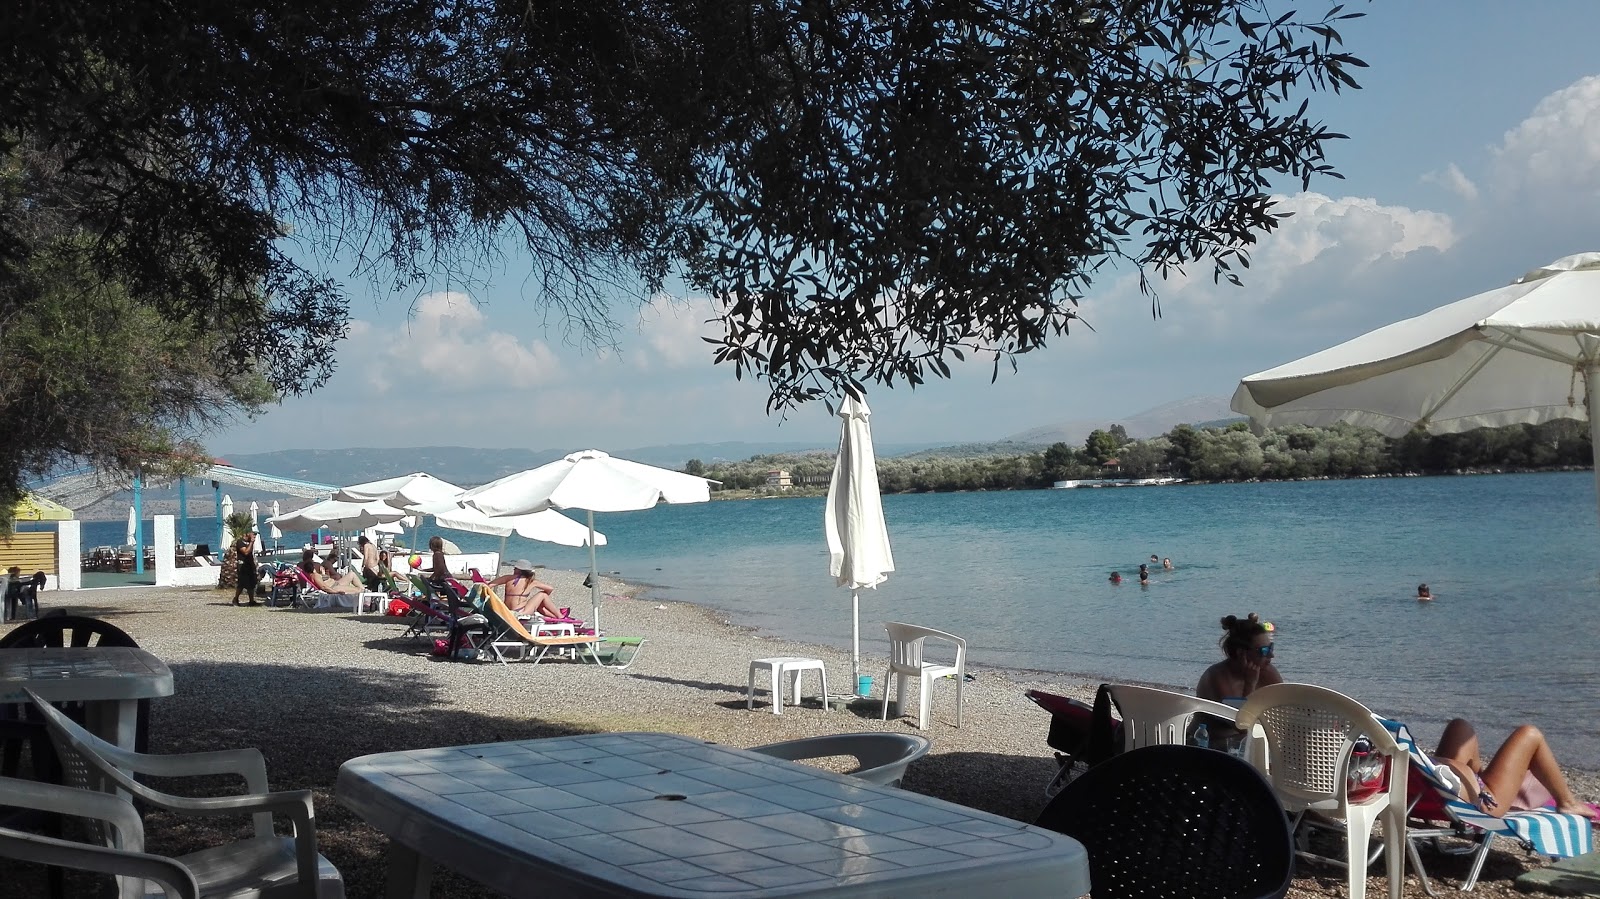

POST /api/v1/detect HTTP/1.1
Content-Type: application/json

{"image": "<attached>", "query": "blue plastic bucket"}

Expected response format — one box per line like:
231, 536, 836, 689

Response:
857, 675, 874, 697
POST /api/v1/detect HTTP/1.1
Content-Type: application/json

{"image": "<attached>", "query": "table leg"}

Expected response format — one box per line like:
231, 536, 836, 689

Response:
383, 842, 435, 899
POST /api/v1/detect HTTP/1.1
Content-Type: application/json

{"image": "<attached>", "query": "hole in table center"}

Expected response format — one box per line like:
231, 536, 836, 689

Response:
654, 794, 687, 802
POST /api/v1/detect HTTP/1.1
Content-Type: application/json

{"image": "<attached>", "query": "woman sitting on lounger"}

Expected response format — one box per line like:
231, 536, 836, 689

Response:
491, 560, 565, 620
1196, 613, 1283, 705
300, 549, 365, 594
1432, 719, 1597, 821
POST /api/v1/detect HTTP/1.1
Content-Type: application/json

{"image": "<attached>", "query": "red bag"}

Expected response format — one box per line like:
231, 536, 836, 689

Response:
386, 598, 411, 616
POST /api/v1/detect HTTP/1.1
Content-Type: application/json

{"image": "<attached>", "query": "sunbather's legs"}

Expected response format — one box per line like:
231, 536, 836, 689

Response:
1436, 718, 1584, 816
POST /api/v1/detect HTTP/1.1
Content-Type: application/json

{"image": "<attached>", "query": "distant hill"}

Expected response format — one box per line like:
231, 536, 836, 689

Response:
1005, 395, 1237, 446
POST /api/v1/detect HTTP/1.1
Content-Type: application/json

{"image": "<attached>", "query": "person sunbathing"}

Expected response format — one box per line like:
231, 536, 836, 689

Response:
299, 551, 365, 594
1431, 718, 1597, 821
491, 560, 566, 620
1196, 613, 1283, 705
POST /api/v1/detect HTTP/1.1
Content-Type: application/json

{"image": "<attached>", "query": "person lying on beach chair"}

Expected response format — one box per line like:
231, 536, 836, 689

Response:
489, 561, 565, 620
1426, 717, 1598, 824
299, 549, 365, 595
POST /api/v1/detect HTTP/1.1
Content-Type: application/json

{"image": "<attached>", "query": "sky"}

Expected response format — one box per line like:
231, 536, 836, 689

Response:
209, 1, 1600, 457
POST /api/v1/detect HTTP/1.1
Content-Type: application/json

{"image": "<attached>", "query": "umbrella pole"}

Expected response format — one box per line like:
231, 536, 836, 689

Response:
588, 511, 600, 634
852, 590, 861, 699
1587, 361, 1600, 529
498, 535, 507, 574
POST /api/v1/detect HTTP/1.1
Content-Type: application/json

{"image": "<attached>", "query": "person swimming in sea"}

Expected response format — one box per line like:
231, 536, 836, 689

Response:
1138, 563, 1150, 586
1417, 583, 1434, 601
1162, 557, 1174, 570
1109, 571, 1122, 585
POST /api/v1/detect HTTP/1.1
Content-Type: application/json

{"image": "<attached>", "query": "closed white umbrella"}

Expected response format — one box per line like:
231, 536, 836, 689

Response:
268, 500, 283, 541
125, 505, 137, 548
266, 498, 407, 532
220, 494, 234, 547
824, 393, 896, 697
248, 501, 262, 552
1233, 252, 1600, 522
462, 450, 712, 632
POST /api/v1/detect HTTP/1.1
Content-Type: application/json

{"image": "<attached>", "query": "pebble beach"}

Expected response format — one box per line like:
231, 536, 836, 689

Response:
3, 568, 1593, 897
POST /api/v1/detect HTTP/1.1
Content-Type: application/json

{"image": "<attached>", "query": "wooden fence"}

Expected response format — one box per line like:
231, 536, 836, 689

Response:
0, 531, 57, 575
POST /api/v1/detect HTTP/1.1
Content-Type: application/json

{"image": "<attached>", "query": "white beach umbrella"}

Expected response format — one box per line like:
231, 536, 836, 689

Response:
461, 450, 713, 632
266, 498, 408, 532
1233, 252, 1600, 522
268, 500, 283, 541
125, 505, 137, 548
824, 392, 896, 697
335, 472, 463, 508
220, 494, 234, 547
248, 501, 262, 552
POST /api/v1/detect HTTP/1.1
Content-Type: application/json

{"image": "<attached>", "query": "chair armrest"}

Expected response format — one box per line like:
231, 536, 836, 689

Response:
0, 830, 199, 899
140, 786, 315, 825
0, 775, 146, 850
113, 746, 271, 794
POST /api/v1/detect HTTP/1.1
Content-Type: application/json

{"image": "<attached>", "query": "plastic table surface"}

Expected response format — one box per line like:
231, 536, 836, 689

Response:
337, 732, 1090, 899
0, 647, 174, 705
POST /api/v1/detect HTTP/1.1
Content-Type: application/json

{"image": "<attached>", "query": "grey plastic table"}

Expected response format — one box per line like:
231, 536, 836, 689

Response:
337, 732, 1090, 899
0, 646, 173, 751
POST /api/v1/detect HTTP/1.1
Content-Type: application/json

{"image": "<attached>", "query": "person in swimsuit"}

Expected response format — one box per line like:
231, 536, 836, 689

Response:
1162, 557, 1174, 570
1417, 583, 1433, 601
490, 560, 564, 619
1431, 719, 1596, 821
1108, 571, 1122, 584
1196, 613, 1283, 704
1138, 563, 1150, 586
299, 549, 364, 594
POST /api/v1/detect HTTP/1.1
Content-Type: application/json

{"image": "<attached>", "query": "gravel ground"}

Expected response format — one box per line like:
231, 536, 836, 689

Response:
3, 571, 1595, 897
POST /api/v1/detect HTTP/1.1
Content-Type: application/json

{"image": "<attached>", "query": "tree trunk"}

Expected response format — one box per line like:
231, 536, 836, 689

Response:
219, 548, 239, 590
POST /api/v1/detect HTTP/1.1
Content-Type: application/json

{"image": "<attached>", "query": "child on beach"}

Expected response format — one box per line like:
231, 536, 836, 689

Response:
1196, 613, 1282, 704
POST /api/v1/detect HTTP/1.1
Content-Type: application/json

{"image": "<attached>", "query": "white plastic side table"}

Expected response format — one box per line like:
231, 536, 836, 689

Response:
747, 657, 829, 715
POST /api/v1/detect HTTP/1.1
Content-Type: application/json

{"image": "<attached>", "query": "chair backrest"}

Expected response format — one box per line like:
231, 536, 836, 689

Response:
1235, 683, 1404, 813
1107, 684, 1241, 751
883, 622, 965, 674
1035, 744, 1293, 899
748, 734, 932, 787
0, 616, 138, 649
25, 688, 165, 806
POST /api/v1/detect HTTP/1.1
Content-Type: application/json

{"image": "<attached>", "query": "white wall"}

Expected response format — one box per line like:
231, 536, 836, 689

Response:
55, 520, 80, 591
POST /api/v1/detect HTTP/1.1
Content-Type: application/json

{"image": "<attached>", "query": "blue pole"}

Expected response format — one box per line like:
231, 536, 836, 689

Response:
178, 477, 189, 544
133, 473, 144, 574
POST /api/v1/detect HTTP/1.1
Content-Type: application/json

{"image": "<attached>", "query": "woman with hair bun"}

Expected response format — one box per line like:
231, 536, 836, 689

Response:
1196, 613, 1282, 705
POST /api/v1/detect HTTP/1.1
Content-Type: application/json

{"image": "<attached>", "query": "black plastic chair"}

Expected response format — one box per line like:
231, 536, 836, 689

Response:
1035, 744, 1293, 899
0, 616, 151, 767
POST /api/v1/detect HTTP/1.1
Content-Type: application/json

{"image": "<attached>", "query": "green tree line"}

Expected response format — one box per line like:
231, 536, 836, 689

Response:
688, 419, 1594, 495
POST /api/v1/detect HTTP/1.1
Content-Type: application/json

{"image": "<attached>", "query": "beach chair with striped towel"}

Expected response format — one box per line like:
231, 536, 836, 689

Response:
1380, 719, 1593, 894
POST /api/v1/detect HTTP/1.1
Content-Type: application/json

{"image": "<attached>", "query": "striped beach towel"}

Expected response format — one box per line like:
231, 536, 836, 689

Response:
1381, 719, 1593, 859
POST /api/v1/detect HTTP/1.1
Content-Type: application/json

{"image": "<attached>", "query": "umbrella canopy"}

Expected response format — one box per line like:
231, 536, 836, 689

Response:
268, 500, 283, 541
335, 473, 463, 508
8, 494, 72, 522
824, 393, 896, 696
418, 500, 607, 547
461, 450, 713, 632
1233, 252, 1600, 519
266, 498, 408, 532
125, 505, 137, 547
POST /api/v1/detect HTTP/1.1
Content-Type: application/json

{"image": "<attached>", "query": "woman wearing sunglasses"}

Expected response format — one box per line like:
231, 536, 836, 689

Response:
1196, 613, 1282, 706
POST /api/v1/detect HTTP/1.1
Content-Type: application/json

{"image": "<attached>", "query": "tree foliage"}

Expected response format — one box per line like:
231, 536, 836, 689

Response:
2, 1, 1367, 502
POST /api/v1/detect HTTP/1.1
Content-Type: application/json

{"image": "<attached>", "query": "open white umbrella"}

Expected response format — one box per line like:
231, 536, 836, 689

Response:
416, 500, 607, 568
824, 393, 896, 698
220, 494, 234, 547
266, 498, 408, 532
125, 505, 137, 548
1233, 252, 1600, 522
461, 450, 712, 632
268, 500, 283, 541
335, 473, 463, 508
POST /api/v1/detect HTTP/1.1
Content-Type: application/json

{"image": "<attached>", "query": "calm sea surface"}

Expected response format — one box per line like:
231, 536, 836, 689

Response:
74, 472, 1600, 766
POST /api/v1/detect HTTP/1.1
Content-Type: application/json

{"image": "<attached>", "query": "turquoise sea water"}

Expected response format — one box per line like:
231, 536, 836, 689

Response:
72, 471, 1600, 766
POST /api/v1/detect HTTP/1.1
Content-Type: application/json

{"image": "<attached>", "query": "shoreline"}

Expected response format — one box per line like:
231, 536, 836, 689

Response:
2, 569, 1592, 897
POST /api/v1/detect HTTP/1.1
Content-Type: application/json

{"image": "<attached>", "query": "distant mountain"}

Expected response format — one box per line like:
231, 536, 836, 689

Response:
1005, 395, 1237, 446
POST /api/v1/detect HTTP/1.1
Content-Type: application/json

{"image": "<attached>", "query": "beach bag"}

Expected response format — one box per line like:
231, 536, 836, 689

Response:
386, 598, 411, 616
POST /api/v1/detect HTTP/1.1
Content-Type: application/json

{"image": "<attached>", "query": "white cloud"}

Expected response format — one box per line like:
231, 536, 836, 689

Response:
364, 290, 561, 392
1491, 75, 1600, 196
636, 294, 722, 369
1422, 163, 1479, 201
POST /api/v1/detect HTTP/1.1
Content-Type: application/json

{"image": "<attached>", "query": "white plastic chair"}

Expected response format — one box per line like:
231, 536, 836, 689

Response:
25, 688, 344, 899
879, 622, 966, 730
1236, 683, 1407, 899
1108, 684, 1243, 748
749, 733, 932, 787
0, 774, 201, 898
